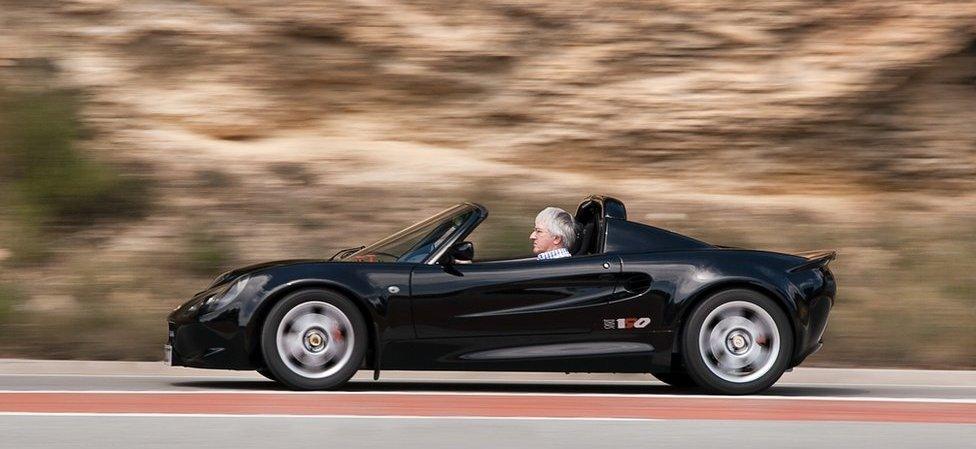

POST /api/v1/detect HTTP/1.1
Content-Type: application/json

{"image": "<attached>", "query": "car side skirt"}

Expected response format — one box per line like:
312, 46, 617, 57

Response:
378, 332, 674, 373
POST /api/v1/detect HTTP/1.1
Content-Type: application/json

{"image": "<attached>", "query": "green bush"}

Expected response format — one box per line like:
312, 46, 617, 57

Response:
0, 87, 151, 263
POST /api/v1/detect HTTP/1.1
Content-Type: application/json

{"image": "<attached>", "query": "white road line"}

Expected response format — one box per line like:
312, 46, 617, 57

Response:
777, 382, 976, 389
0, 411, 660, 421
0, 390, 973, 404
0, 373, 251, 379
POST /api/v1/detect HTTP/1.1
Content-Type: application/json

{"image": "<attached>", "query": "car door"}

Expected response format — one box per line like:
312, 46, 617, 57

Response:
409, 255, 623, 338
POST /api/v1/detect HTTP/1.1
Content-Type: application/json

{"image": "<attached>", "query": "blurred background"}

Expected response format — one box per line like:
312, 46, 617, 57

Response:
0, 0, 972, 368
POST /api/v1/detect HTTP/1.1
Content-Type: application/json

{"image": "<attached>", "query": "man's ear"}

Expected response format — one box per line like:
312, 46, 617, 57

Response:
552, 235, 562, 246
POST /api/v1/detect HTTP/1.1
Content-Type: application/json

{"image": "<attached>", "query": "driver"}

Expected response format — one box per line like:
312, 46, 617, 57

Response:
530, 207, 576, 260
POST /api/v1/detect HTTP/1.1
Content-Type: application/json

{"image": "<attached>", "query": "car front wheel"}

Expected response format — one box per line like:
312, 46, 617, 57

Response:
682, 289, 793, 395
260, 289, 367, 390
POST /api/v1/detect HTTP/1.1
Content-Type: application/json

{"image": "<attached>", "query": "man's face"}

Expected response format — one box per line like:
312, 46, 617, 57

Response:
530, 221, 562, 255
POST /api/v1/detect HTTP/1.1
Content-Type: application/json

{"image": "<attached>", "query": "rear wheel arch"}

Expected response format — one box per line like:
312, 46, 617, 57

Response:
248, 281, 378, 370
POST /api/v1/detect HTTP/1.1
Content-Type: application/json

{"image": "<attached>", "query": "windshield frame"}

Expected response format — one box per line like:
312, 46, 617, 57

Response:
345, 203, 486, 264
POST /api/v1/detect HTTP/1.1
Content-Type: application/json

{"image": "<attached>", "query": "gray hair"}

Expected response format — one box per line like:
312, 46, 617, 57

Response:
536, 207, 576, 250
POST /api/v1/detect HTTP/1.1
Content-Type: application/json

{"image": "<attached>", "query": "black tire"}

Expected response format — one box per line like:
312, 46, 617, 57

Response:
652, 371, 699, 388
260, 288, 368, 390
681, 289, 793, 395
256, 367, 276, 381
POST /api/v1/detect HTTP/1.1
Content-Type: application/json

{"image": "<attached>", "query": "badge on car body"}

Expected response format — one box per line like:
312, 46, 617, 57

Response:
604, 317, 651, 329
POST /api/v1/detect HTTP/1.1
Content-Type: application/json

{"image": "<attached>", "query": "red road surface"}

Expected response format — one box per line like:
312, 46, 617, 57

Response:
1, 392, 973, 423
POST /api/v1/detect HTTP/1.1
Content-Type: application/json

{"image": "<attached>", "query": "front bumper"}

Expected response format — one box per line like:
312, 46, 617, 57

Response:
166, 320, 255, 370
167, 297, 256, 370
163, 344, 172, 365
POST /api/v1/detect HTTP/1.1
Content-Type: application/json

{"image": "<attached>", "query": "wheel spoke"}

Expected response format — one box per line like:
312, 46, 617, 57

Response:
286, 337, 307, 362
707, 326, 726, 355
742, 345, 768, 367
712, 351, 729, 367
723, 353, 750, 370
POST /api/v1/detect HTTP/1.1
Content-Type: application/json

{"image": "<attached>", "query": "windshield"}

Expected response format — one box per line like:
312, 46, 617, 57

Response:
346, 204, 478, 263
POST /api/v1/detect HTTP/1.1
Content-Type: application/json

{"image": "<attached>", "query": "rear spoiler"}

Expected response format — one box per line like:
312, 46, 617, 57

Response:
788, 250, 837, 273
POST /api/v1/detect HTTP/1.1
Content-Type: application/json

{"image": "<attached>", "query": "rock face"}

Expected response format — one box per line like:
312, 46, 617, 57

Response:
2, 0, 974, 187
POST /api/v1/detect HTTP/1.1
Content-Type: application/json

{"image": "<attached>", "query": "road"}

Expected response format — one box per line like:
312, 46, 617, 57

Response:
0, 359, 973, 448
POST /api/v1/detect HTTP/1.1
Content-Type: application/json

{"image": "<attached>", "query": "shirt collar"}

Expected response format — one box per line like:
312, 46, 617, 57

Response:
537, 247, 571, 260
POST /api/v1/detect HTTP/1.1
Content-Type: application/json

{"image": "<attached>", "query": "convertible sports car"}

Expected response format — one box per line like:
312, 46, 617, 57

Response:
166, 195, 835, 395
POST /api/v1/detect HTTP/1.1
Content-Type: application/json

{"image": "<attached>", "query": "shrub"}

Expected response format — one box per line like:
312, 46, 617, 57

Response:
0, 87, 151, 263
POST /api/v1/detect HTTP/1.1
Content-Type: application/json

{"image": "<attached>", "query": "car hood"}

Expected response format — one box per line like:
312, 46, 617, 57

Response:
209, 259, 327, 288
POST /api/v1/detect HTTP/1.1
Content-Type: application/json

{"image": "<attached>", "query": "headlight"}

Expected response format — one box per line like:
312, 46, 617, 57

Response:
202, 276, 249, 312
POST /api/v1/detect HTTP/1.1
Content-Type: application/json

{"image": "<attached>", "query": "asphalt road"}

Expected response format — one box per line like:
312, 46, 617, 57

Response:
1, 360, 974, 449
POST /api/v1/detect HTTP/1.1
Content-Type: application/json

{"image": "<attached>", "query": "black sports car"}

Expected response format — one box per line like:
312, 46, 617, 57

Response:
166, 195, 835, 395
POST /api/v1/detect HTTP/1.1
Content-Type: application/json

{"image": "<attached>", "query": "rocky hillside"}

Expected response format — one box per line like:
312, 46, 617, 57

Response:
2, 1, 974, 185
0, 1, 974, 367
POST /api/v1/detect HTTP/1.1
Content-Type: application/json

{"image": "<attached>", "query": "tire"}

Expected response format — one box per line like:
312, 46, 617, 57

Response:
652, 371, 699, 388
681, 289, 793, 395
260, 288, 368, 390
256, 367, 275, 381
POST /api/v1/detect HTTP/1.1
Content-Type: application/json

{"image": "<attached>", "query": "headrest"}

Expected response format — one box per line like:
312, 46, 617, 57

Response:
569, 224, 583, 254
571, 221, 596, 255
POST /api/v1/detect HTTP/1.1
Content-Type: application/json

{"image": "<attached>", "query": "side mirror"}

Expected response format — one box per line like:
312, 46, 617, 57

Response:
448, 241, 474, 263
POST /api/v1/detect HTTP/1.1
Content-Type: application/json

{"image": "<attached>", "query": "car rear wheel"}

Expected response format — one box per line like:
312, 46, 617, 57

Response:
682, 289, 793, 395
260, 289, 367, 390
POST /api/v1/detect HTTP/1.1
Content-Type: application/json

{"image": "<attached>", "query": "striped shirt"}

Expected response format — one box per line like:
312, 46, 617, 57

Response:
537, 247, 571, 260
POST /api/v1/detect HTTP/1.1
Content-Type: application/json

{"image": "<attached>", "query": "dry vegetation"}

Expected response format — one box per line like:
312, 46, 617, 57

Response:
0, 0, 974, 367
